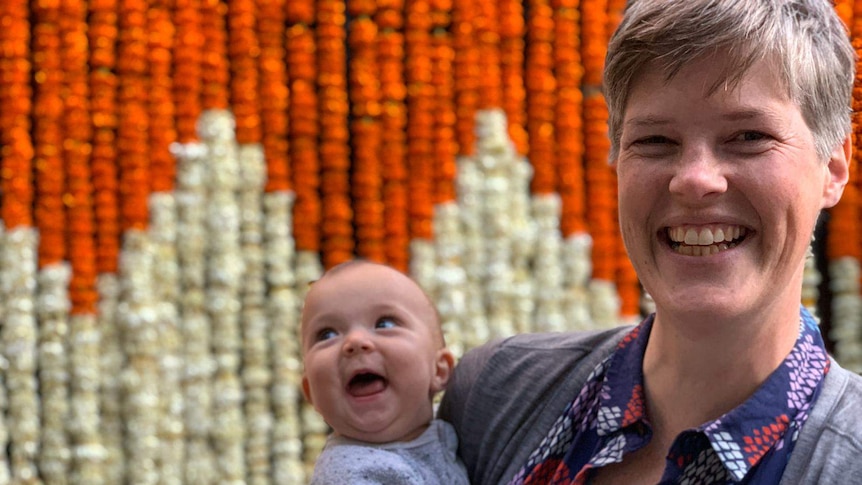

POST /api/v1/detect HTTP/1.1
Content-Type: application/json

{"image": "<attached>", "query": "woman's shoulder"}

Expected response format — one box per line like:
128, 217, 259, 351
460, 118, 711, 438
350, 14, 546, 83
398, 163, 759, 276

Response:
459, 325, 634, 372
438, 325, 634, 484
781, 362, 862, 484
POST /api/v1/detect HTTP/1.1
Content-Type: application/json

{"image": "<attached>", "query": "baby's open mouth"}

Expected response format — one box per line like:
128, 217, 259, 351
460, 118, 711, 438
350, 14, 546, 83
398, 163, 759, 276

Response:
667, 224, 748, 256
347, 372, 387, 397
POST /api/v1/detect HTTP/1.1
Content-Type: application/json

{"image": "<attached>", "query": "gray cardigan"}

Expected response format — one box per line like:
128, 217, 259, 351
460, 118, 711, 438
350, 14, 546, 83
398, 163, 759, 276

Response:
438, 326, 862, 484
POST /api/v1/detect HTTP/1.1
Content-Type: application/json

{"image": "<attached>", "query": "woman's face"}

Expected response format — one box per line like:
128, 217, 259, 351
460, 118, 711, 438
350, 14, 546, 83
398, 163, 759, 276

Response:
615, 54, 849, 323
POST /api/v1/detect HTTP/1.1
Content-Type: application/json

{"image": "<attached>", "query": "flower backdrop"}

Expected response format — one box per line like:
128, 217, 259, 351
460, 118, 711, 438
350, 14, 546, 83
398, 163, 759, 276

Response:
0, 0, 859, 483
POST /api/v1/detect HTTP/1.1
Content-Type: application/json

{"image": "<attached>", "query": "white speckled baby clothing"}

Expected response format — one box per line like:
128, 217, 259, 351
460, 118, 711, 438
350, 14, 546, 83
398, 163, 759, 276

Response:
309, 419, 470, 484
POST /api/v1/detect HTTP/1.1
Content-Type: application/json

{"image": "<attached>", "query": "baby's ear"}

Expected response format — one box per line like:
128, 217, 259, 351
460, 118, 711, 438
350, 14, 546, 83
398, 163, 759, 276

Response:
431, 348, 456, 394
301, 375, 313, 405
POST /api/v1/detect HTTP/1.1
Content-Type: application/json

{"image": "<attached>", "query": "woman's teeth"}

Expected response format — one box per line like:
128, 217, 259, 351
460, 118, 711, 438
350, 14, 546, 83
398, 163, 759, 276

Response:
667, 225, 747, 256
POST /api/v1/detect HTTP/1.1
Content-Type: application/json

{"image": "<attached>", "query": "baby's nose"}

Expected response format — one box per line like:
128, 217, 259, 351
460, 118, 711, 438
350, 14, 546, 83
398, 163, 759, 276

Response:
342, 330, 373, 354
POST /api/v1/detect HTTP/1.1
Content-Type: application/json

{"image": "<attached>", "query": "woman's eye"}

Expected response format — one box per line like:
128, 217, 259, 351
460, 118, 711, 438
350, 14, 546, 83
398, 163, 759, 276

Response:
375, 317, 397, 330
635, 135, 672, 145
732, 131, 769, 142
316, 328, 337, 342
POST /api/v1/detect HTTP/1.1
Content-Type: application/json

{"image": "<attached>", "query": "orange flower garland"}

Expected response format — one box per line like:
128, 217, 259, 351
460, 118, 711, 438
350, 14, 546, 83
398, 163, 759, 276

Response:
0, 1, 34, 229
605, 0, 639, 316
201, 0, 229, 109
582, 0, 614, 281
431, 10, 458, 204
117, 0, 149, 231
89, 0, 120, 274
174, 0, 203, 143
286, 15, 321, 253
500, 0, 527, 155
376, 0, 410, 271
526, 0, 556, 195
606, 0, 626, 39
827, 2, 861, 263
474, 0, 501, 109
32, 1, 66, 267
61, 0, 98, 314
258, 0, 290, 192
348, 3, 386, 262
405, 0, 435, 240
229, 0, 262, 144
149, 0, 176, 193
835, 0, 853, 28
451, 0, 478, 156
317, 0, 354, 268
554, 0, 586, 235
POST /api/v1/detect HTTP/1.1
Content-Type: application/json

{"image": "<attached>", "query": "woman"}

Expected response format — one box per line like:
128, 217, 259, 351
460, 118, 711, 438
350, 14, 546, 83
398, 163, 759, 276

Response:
438, 1, 862, 483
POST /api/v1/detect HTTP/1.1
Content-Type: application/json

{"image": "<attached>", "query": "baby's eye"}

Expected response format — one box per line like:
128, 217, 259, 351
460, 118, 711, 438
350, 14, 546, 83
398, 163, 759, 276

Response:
375, 317, 397, 330
316, 328, 337, 342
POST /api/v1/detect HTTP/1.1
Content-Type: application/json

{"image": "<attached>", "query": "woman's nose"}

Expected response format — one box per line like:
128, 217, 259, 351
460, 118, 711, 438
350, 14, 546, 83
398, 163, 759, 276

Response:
668, 147, 728, 201
342, 329, 373, 355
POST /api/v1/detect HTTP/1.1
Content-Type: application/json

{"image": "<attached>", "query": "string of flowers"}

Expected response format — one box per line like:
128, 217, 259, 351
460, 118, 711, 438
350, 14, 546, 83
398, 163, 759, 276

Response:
236, 141, 272, 483
149, 2, 176, 193
201, 0, 229, 110
249, 1, 287, 482
451, 0, 478, 156
259, 0, 290, 192
550, 0, 592, 331
31, 3, 73, 482
117, 0, 150, 232
526, 0, 556, 195
318, 0, 353, 269
0, 0, 33, 229
835, 0, 853, 27
116, 1, 162, 483
61, 0, 105, 481
1, 1, 38, 481
148, 3, 185, 484
174, 0, 203, 144
87, 0, 122, 481
89, 0, 120, 277
376, 0, 410, 272
500, 0, 527, 155
826, 0, 862, 372
171, 1, 217, 483
287, 13, 321, 256
32, 1, 65, 268
474, 0, 501, 109
582, 0, 622, 324
348, 3, 386, 263
606, 0, 639, 320
405, 0, 434, 243
606, 0, 626, 39
230, 0, 261, 145
229, 1, 272, 482
429, 0, 471, 354
285, 2, 323, 478
431, 10, 457, 205
554, 0, 585, 236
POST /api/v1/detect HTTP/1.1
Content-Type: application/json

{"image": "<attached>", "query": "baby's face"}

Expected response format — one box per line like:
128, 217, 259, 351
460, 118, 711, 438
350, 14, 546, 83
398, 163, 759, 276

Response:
300, 263, 453, 443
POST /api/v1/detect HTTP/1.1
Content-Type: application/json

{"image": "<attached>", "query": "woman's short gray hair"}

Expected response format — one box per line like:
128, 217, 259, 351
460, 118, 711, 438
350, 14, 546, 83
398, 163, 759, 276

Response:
603, 0, 856, 161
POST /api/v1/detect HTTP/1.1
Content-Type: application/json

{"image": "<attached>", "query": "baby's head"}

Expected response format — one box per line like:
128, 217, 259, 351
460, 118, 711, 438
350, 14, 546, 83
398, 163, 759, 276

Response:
300, 260, 455, 443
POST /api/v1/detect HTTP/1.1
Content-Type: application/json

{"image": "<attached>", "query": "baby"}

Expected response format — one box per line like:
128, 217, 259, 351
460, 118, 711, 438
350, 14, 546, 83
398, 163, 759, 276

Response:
301, 260, 469, 484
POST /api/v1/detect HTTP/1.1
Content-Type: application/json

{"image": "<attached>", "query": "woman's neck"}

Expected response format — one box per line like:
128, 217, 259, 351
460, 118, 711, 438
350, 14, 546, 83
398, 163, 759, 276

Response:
641, 305, 800, 436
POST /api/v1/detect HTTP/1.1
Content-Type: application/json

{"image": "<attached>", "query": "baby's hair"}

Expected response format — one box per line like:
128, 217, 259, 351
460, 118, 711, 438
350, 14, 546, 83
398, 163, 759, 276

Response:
308, 259, 447, 347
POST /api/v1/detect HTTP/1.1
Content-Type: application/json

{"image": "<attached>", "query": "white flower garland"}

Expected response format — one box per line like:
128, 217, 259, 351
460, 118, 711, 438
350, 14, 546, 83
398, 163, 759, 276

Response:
2, 227, 41, 483
37, 263, 72, 484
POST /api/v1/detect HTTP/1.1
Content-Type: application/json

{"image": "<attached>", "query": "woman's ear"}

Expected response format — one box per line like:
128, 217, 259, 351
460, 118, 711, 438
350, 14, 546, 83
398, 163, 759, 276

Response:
431, 348, 456, 394
822, 135, 852, 209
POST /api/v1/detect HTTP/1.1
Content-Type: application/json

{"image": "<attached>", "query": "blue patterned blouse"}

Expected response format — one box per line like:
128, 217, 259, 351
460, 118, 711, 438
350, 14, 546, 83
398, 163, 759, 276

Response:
509, 307, 830, 485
